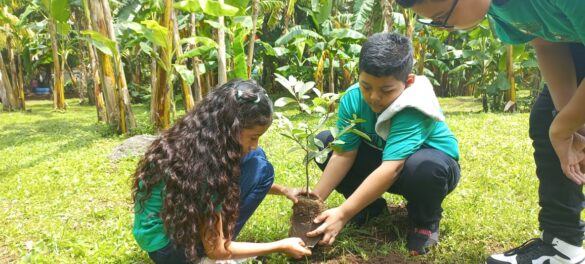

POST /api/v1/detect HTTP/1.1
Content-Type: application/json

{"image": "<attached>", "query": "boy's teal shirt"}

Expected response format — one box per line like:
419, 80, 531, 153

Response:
336, 83, 459, 161
488, 0, 585, 44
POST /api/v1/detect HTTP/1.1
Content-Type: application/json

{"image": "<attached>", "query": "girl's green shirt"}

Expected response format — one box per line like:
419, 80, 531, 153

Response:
133, 181, 221, 252
488, 0, 585, 44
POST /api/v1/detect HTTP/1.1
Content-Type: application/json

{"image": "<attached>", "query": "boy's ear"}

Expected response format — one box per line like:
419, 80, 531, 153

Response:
405, 74, 416, 87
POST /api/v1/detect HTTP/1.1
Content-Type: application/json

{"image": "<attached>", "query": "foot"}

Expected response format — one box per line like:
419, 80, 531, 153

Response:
486, 234, 585, 264
407, 225, 439, 256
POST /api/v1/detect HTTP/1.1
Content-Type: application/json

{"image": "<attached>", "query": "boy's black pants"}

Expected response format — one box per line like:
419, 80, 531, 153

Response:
531, 43, 585, 246
316, 131, 460, 229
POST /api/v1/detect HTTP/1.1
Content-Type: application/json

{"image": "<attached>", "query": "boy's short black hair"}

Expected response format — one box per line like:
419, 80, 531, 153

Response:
359, 32, 413, 82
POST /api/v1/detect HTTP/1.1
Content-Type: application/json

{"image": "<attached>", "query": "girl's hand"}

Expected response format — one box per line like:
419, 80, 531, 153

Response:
550, 131, 585, 185
281, 187, 308, 203
306, 207, 348, 246
277, 237, 311, 259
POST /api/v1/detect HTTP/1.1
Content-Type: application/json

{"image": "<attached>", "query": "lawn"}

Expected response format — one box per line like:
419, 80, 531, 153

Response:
0, 98, 539, 263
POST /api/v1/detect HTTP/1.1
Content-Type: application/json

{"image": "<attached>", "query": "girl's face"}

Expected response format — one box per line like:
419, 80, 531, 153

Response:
412, 0, 491, 30
240, 124, 270, 155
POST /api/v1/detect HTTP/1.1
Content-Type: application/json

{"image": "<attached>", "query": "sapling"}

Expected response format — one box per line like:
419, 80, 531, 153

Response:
274, 74, 370, 247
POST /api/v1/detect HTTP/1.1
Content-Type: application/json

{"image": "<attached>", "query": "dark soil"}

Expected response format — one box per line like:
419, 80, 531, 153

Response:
289, 193, 326, 247
286, 203, 428, 264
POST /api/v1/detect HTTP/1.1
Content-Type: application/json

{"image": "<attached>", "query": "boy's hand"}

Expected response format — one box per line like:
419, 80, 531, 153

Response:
550, 131, 585, 185
277, 237, 312, 259
306, 207, 349, 246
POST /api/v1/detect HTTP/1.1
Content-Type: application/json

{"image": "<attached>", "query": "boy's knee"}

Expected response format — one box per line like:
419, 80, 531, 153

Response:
316, 130, 334, 147
403, 154, 452, 187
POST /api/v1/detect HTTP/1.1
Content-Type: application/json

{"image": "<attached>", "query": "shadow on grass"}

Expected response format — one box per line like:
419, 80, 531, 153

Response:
0, 118, 110, 178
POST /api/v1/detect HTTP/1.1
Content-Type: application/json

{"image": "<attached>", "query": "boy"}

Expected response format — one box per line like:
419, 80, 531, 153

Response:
306, 32, 461, 256
395, 0, 585, 263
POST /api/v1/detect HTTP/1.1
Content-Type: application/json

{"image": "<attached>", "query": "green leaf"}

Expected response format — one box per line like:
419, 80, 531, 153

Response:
81, 30, 116, 57
181, 46, 216, 59
349, 128, 371, 141
274, 97, 296, 107
313, 136, 324, 148
139, 42, 154, 55
233, 53, 248, 79
180, 0, 239, 16
173, 64, 195, 85
56, 21, 70, 36
326, 29, 366, 40
353, 0, 374, 32
180, 36, 219, 48
141, 20, 169, 49
275, 26, 324, 46
51, 0, 70, 23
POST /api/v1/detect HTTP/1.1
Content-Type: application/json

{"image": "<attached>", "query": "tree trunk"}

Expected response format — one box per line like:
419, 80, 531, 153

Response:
190, 14, 203, 101
505, 45, 516, 112
328, 54, 335, 93
247, 0, 259, 79
172, 10, 195, 112
82, 0, 105, 118
150, 54, 157, 123
217, 0, 227, 86
151, 0, 173, 130
101, 0, 136, 132
382, 0, 394, 32
7, 38, 24, 110
0, 51, 16, 111
87, 0, 135, 133
65, 61, 84, 102
16, 55, 26, 110
47, 18, 66, 110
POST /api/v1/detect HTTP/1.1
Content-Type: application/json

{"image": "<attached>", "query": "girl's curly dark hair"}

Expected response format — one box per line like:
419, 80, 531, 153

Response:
132, 79, 273, 261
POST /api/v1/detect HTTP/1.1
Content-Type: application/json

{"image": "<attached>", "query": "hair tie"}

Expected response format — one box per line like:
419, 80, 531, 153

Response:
236, 89, 262, 104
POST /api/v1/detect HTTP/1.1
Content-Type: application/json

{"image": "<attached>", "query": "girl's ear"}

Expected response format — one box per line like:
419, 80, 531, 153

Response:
405, 74, 416, 87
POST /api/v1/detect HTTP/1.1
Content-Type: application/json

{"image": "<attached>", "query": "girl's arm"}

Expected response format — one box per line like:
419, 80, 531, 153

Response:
201, 215, 311, 260
268, 184, 305, 203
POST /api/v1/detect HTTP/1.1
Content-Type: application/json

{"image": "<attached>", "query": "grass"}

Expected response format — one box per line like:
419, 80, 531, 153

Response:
0, 97, 540, 263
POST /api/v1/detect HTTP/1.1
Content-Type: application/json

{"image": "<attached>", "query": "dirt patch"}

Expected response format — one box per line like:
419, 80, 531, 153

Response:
289, 194, 325, 247
0, 244, 17, 264
286, 204, 427, 264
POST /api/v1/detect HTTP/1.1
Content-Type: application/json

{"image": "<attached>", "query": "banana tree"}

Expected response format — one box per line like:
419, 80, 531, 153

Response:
42, 0, 69, 110
275, 22, 365, 93
82, 0, 136, 134
0, 6, 32, 111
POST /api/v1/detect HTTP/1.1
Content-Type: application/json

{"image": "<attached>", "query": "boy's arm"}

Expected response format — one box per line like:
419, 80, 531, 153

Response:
532, 38, 585, 183
307, 160, 404, 245
313, 149, 358, 201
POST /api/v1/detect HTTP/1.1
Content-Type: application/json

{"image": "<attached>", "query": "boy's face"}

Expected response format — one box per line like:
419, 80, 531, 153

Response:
412, 0, 491, 30
359, 72, 414, 113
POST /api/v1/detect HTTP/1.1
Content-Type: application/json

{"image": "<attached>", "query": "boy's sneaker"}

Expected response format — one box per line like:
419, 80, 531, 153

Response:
486, 232, 585, 264
407, 224, 439, 256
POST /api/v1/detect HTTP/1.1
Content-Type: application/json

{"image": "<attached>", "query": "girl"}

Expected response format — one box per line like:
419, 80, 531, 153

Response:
132, 80, 311, 263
